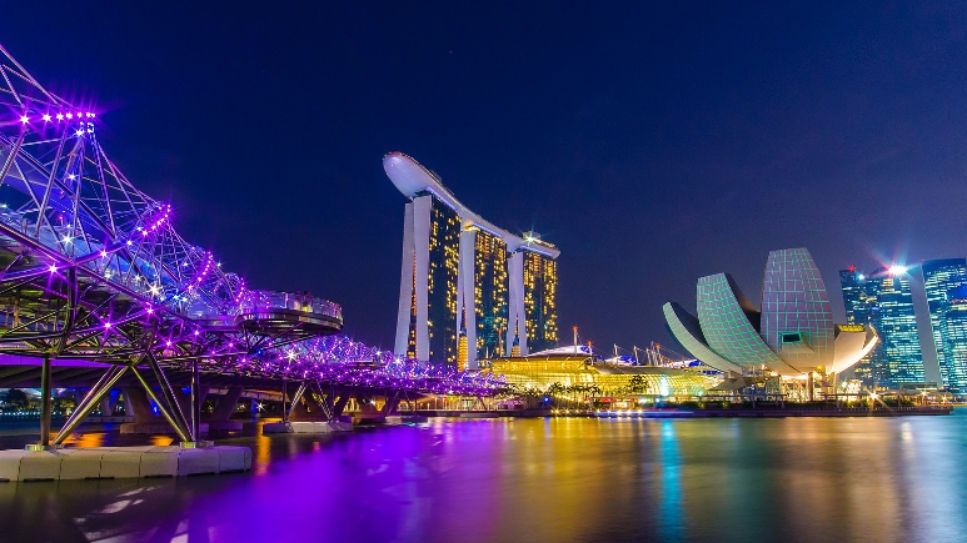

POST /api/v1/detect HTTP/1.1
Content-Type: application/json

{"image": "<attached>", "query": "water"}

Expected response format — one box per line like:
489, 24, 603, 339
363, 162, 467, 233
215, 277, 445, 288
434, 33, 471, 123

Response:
2, 411, 967, 543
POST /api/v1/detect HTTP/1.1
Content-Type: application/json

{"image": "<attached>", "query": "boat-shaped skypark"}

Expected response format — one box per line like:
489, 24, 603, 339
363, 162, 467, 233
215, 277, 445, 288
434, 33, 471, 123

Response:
384, 152, 560, 369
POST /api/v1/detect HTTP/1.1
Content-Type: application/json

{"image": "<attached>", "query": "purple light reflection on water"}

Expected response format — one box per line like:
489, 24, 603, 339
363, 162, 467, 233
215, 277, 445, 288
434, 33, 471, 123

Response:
3, 414, 967, 542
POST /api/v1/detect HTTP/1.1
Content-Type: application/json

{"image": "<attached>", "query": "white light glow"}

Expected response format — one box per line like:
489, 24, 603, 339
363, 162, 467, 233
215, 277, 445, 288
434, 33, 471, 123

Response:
889, 265, 908, 276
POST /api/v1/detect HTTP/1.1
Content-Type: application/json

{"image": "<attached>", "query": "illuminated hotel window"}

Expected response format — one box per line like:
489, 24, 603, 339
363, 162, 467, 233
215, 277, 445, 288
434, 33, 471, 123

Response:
424, 200, 461, 365
474, 230, 509, 358
523, 251, 559, 352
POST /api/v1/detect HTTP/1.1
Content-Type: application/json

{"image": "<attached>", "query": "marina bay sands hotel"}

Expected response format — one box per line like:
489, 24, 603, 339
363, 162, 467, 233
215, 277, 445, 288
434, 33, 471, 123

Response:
384, 152, 560, 369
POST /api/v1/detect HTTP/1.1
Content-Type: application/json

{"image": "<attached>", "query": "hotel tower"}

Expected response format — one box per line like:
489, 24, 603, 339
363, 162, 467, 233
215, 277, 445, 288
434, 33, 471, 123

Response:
384, 152, 559, 369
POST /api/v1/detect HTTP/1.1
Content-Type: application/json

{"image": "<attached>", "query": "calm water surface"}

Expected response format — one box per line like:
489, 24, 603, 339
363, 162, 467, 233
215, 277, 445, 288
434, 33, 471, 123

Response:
2, 411, 966, 543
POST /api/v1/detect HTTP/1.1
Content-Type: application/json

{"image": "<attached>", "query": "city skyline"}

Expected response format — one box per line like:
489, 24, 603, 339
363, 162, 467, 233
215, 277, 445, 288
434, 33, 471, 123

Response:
1, 4, 966, 354
2, 6, 966, 543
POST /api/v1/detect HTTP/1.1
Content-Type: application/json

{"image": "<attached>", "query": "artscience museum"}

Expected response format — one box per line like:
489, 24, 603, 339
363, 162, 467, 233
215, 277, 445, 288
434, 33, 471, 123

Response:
663, 248, 878, 379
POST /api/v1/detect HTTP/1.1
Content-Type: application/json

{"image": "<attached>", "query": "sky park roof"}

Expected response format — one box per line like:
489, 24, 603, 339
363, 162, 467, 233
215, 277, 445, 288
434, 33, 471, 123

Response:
383, 151, 560, 259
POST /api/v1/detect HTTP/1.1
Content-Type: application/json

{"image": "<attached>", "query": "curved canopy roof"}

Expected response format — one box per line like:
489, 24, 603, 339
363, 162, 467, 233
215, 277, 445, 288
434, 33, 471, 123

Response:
383, 151, 560, 259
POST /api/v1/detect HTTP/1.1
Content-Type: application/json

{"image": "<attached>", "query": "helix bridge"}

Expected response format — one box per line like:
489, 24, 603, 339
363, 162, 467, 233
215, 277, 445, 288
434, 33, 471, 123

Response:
0, 44, 503, 447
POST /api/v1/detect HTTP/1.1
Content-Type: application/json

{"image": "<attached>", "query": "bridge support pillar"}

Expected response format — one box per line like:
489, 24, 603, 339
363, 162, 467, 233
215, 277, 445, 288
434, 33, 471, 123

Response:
121, 386, 156, 424
359, 396, 378, 415
30, 355, 53, 450
176, 386, 209, 424
332, 395, 349, 418
380, 395, 401, 416
210, 386, 244, 422
99, 394, 114, 417
289, 388, 330, 421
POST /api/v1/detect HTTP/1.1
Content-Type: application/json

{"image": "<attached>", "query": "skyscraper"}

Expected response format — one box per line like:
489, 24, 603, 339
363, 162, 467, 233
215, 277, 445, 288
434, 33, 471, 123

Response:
839, 266, 924, 388
521, 241, 559, 353
386, 152, 560, 368
939, 286, 967, 391
921, 258, 967, 389
839, 266, 877, 383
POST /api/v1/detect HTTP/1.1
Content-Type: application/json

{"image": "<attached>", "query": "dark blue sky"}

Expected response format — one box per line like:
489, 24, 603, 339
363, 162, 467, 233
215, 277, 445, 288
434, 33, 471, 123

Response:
4, 2, 967, 354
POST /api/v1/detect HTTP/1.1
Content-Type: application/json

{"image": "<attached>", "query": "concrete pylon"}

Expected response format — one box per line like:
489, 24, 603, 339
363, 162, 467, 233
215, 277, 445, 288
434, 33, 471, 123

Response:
210, 386, 243, 422
98, 393, 115, 417
121, 386, 155, 423
175, 386, 209, 419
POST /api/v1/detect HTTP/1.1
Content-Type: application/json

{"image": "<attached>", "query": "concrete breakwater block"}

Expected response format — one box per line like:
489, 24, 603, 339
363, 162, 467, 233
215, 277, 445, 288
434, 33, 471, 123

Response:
262, 421, 353, 434
177, 448, 220, 476
216, 446, 251, 472
100, 448, 145, 478
386, 415, 429, 424
18, 452, 62, 481
140, 448, 180, 478
0, 450, 25, 482
0, 445, 252, 482
58, 450, 105, 480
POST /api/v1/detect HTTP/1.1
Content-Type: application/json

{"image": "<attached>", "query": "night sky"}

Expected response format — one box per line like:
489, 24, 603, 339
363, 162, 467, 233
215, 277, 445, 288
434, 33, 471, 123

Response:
4, 3, 967, 368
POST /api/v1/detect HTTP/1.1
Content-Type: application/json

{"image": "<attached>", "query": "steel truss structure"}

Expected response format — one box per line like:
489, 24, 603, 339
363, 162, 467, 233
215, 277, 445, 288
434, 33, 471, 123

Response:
0, 44, 502, 447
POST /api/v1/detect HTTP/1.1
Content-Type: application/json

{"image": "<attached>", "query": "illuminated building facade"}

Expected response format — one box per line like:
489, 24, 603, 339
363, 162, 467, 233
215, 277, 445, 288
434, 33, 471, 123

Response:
840, 267, 924, 388
922, 258, 967, 389
663, 248, 877, 379
939, 286, 967, 392
387, 152, 560, 368
473, 229, 509, 359
486, 354, 717, 397
522, 246, 559, 353
869, 270, 924, 386
839, 266, 878, 384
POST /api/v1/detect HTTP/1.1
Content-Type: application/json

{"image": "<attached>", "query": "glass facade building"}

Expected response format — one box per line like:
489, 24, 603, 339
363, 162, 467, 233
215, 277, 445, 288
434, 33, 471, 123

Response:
839, 267, 878, 384
871, 273, 925, 386
840, 268, 924, 388
939, 287, 967, 391
922, 258, 967, 389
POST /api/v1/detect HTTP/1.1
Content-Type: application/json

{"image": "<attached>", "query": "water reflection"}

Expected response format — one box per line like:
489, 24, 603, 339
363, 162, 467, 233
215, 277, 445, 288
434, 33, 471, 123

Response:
0, 412, 965, 542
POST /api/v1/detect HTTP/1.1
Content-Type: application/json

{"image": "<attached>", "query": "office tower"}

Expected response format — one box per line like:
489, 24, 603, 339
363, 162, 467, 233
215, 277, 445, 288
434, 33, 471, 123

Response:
869, 268, 924, 387
839, 266, 877, 384
922, 259, 967, 389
